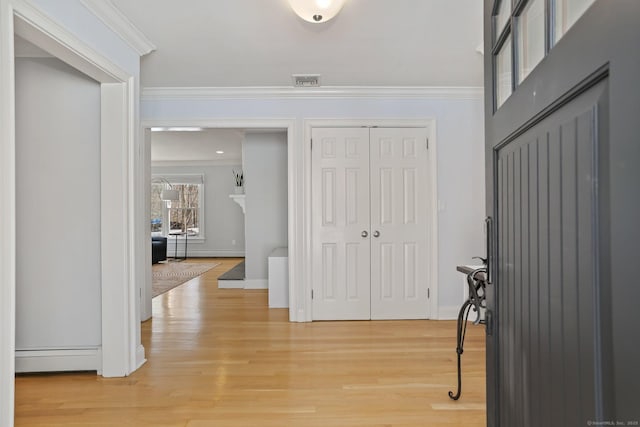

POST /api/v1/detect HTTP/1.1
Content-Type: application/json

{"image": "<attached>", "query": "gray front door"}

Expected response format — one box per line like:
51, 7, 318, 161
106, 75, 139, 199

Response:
483, 1, 640, 426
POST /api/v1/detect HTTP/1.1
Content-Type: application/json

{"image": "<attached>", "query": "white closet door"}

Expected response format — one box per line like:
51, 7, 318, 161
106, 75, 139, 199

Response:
369, 128, 430, 319
311, 128, 372, 320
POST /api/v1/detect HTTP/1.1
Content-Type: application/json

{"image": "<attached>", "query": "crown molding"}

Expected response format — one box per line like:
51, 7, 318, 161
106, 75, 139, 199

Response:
14, 0, 129, 82
142, 86, 484, 101
80, 0, 155, 56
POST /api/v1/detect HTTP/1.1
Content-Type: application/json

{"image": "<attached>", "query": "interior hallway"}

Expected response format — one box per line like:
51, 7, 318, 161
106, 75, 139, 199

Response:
15, 258, 486, 426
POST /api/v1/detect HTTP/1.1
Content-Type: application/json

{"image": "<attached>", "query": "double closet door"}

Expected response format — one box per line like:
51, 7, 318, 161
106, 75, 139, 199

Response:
311, 127, 431, 320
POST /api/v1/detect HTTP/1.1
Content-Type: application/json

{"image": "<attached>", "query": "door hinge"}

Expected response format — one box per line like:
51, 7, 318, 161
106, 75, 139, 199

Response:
311, 289, 314, 299
427, 288, 430, 299
426, 138, 429, 150
310, 139, 313, 150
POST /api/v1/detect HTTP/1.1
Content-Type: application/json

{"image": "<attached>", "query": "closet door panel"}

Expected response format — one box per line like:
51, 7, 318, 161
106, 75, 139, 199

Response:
312, 128, 371, 320
370, 128, 430, 319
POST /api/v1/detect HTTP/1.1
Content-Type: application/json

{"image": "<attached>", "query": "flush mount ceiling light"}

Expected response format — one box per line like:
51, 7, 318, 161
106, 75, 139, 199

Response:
288, 0, 346, 23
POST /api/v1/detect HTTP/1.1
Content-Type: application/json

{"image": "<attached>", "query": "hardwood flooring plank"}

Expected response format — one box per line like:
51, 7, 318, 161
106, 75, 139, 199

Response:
15, 257, 486, 426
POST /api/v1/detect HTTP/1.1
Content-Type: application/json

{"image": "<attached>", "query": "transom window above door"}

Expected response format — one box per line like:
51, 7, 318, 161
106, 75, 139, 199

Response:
491, 0, 596, 110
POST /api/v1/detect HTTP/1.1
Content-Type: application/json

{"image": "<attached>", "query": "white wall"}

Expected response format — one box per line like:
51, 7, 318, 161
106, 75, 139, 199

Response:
151, 163, 246, 257
22, 0, 148, 355
243, 132, 288, 284
15, 57, 101, 351
141, 92, 485, 318
13, 0, 147, 360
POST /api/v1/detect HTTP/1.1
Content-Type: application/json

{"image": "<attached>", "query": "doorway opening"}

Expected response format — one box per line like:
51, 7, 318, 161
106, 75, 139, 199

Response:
142, 123, 292, 321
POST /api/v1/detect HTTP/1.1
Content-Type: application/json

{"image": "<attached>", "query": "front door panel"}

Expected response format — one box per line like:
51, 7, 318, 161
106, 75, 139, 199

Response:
495, 82, 604, 426
484, 1, 640, 425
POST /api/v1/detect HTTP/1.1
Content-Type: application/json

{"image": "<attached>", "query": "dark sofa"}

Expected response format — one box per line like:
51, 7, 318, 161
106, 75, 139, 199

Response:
152, 236, 167, 264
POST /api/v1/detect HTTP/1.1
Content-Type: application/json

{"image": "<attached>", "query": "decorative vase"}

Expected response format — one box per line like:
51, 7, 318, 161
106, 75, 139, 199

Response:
234, 186, 244, 194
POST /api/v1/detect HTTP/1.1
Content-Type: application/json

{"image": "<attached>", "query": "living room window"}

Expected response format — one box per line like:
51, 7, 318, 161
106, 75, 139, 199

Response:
151, 174, 204, 238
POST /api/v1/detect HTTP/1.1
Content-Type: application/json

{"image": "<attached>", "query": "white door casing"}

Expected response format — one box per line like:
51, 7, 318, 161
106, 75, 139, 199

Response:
1, 3, 143, 424
370, 128, 430, 319
311, 127, 431, 320
311, 128, 372, 320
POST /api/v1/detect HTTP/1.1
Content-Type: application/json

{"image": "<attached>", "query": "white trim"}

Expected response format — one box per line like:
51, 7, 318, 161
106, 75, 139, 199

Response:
15, 348, 101, 373
218, 280, 245, 289
0, 2, 16, 425
175, 250, 246, 257
101, 81, 140, 378
155, 173, 204, 184
2, 2, 144, 423
427, 122, 439, 320
243, 279, 268, 290
142, 86, 484, 101
12, 1, 125, 83
79, 0, 155, 56
141, 119, 302, 322
14, 50, 50, 58
217, 279, 268, 290
141, 128, 153, 322
126, 75, 146, 375
135, 344, 146, 371
304, 119, 439, 321
1, 3, 142, 415
142, 118, 295, 129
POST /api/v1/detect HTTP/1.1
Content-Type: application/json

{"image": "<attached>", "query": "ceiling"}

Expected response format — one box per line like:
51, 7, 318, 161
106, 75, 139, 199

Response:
110, 0, 484, 88
151, 129, 244, 162
16, 3, 485, 163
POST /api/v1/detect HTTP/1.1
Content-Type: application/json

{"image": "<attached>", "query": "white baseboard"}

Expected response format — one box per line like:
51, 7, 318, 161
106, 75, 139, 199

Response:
218, 279, 268, 289
15, 348, 101, 373
244, 279, 268, 289
180, 250, 245, 257
135, 344, 146, 372
218, 279, 245, 289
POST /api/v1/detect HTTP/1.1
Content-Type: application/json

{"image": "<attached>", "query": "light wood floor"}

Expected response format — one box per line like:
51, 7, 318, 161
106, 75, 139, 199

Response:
15, 258, 486, 426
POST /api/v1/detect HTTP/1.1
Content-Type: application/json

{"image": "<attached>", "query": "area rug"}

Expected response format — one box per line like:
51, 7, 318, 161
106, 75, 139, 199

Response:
218, 261, 245, 280
152, 262, 219, 298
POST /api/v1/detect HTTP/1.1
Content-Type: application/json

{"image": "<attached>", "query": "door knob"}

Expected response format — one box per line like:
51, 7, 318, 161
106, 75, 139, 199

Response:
373, 230, 380, 238
361, 230, 368, 238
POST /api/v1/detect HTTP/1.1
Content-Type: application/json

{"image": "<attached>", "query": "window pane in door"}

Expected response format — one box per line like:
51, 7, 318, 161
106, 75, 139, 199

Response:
496, 36, 513, 108
554, 0, 596, 43
518, 0, 545, 82
495, 0, 512, 37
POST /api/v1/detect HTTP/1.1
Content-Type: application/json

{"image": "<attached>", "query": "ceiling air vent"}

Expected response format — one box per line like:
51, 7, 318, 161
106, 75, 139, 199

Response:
292, 74, 321, 87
